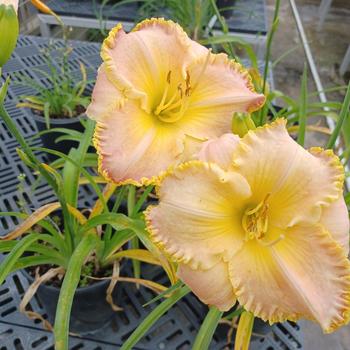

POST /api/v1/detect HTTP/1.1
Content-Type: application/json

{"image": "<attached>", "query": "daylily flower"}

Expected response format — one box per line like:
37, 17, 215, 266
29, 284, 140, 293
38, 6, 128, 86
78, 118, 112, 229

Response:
87, 18, 265, 185
145, 119, 350, 333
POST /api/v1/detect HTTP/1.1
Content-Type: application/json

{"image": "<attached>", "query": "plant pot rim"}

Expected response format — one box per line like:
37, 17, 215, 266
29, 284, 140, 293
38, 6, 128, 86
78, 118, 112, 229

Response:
21, 266, 112, 293
30, 111, 86, 124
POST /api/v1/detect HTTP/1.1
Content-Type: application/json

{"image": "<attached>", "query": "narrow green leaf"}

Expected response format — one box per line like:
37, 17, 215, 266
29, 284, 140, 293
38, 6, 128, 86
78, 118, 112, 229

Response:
80, 213, 143, 235
11, 255, 62, 272
32, 146, 106, 211
102, 229, 135, 263
224, 306, 244, 320
120, 285, 190, 350
44, 101, 50, 129
297, 65, 308, 146
63, 119, 95, 208
143, 280, 184, 307
0, 233, 42, 285
54, 234, 97, 350
192, 306, 223, 350
326, 82, 350, 149
259, 0, 281, 126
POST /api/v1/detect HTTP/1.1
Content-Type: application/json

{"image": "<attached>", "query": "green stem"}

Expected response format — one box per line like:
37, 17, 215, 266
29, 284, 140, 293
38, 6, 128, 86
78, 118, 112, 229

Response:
326, 81, 350, 149
297, 65, 308, 146
192, 306, 223, 350
259, 0, 281, 126
128, 185, 140, 279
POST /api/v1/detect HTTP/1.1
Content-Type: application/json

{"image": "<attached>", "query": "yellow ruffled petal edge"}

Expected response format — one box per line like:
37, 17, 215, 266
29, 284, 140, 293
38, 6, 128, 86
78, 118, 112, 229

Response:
309, 146, 345, 204
189, 51, 265, 113
93, 123, 166, 187
132, 17, 190, 46
231, 228, 350, 333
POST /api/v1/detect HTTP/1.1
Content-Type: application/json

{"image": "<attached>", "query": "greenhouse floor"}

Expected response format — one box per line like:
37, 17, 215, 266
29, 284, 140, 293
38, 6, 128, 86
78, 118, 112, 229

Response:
266, 0, 350, 349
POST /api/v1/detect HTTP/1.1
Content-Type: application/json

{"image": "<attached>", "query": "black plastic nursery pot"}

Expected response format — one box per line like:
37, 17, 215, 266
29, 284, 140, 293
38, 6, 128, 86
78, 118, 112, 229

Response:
31, 113, 85, 161
22, 268, 117, 335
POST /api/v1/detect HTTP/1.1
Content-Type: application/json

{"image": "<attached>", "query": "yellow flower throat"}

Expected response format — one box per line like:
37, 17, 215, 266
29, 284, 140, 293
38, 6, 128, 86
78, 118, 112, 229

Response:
242, 194, 284, 247
153, 70, 191, 123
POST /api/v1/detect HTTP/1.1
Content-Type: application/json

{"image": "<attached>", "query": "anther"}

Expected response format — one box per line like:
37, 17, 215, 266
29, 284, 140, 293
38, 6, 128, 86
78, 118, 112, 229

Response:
167, 70, 172, 84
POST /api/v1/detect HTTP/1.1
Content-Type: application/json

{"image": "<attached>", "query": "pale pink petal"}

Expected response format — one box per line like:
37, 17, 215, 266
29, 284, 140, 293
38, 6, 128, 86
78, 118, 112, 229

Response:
86, 65, 123, 121
230, 224, 350, 333
93, 101, 185, 186
232, 119, 345, 228
145, 161, 251, 269
178, 261, 236, 311
179, 53, 264, 140
320, 196, 349, 255
197, 133, 240, 170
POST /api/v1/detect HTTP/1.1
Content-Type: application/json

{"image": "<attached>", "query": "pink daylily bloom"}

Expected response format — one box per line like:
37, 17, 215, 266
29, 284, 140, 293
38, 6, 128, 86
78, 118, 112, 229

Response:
145, 119, 350, 333
87, 18, 265, 185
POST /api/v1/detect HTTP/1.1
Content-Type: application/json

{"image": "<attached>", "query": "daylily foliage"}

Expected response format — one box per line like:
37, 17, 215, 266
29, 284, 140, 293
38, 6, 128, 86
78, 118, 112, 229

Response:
146, 119, 350, 333
87, 18, 265, 186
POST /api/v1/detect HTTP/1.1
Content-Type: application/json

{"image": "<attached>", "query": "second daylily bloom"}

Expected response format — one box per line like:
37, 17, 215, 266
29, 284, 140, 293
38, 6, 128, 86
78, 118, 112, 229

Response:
87, 18, 265, 185
145, 119, 350, 333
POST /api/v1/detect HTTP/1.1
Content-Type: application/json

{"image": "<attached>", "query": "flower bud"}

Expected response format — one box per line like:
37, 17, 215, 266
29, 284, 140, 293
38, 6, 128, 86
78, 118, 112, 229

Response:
232, 112, 256, 137
249, 67, 270, 97
0, 1, 19, 67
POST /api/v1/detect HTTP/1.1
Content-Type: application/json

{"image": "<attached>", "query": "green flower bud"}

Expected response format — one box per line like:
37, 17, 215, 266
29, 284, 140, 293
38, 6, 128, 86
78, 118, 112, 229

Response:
232, 112, 256, 137
0, 3, 19, 67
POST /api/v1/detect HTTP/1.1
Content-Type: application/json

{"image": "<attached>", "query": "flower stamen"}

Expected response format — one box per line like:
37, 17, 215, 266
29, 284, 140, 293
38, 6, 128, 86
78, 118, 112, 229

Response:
242, 194, 271, 242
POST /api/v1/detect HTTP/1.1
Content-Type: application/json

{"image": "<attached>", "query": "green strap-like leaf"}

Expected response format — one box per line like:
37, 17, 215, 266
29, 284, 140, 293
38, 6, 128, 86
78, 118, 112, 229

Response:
143, 280, 184, 307
0, 233, 42, 285
297, 65, 308, 147
63, 119, 95, 208
120, 285, 191, 350
192, 306, 223, 350
326, 81, 350, 149
54, 234, 97, 350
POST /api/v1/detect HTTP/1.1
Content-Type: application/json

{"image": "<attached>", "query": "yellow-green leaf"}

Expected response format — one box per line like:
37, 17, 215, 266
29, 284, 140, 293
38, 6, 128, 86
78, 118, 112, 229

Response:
1, 202, 60, 240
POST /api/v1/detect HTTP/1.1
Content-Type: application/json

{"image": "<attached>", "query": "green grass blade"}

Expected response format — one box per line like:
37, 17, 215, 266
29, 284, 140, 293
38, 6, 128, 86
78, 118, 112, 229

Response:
0, 233, 41, 285
259, 0, 281, 126
32, 146, 106, 211
11, 255, 63, 272
192, 306, 223, 350
142, 280, 184, 307
120, 285, 191, 350
297, 65, 308, 146
326, 82, 350, 149
63, 119, 95, 207
54, 234, 97, 350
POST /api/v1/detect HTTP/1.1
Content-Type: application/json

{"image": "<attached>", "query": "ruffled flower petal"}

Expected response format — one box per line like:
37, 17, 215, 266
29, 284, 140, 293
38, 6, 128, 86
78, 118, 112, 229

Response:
86, 65, 123, 121
230, 224, 350, 333
145, 161, 251, 269
182, 53, 265, 137
197, 133, 240, 170
93, 102, 185, 186
320, 196, 349, 255
101, 19, 207, 111
232, 119, 345, 228
178, 261, 236, 311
